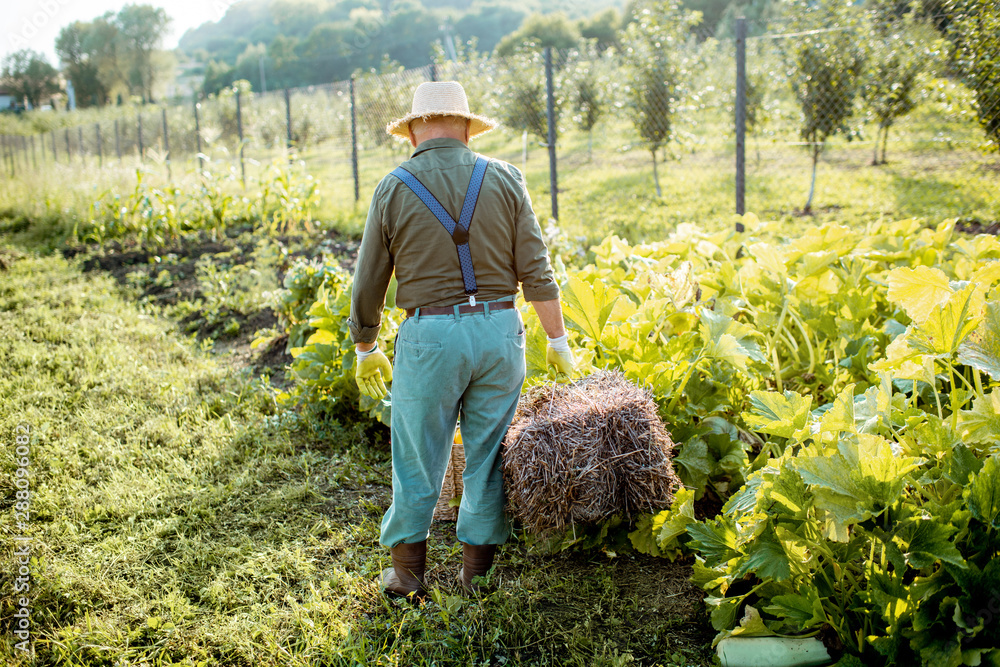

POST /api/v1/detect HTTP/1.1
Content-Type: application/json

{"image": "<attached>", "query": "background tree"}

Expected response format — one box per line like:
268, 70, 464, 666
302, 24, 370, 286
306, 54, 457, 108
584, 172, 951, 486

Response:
781, 0, 866, 213
492, 50, 553, 144
567, 46, 609, 156
943, 0, 1000, 153
55, 22, 108, 107
579, 8, 621, 51
860, 27, 925, 165
116, 4, 171, 102
495, 13, 581, 57
1, 50, 60, 109
620, 0, 699, 197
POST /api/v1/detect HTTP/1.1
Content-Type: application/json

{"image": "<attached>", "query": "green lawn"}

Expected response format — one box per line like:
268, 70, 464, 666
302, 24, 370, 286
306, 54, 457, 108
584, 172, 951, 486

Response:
0, 235, 713, 666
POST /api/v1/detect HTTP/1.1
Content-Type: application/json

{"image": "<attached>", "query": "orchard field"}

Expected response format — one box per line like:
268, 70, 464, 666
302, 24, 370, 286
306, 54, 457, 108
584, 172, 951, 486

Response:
2, 14, 1000, 661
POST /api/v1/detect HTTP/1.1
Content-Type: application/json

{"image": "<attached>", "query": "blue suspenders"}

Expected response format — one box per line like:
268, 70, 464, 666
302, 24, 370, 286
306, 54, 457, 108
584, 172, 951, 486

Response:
390, 156, 490, 306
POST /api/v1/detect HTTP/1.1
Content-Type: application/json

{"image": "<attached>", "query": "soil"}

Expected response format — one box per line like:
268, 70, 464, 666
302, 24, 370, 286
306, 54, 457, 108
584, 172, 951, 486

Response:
67, 227, 360, 390
955, 218, 1000, 235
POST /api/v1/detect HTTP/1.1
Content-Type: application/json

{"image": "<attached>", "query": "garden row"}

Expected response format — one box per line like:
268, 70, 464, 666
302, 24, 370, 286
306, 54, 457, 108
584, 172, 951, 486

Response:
264, 215, 1000, 665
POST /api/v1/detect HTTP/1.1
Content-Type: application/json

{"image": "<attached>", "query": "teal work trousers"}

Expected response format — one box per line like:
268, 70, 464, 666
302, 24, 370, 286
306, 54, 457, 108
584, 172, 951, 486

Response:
380, 298, 525, 547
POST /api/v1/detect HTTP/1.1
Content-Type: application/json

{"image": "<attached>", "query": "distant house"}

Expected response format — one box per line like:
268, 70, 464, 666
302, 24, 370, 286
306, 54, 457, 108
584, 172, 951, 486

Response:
0, 87, 16, 110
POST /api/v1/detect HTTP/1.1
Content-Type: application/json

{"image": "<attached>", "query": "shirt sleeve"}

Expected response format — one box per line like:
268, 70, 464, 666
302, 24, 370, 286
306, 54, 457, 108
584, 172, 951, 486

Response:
349, 182, 394, 343
511, 168, 560, 302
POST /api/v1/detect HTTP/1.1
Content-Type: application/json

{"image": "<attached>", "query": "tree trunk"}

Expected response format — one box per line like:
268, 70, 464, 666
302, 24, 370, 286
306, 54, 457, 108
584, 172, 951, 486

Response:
588, 130, 593, 158
651, 147, 661, 197
881, 124, 890, 164
804, 144, 820, 214
872, 127, 882, 166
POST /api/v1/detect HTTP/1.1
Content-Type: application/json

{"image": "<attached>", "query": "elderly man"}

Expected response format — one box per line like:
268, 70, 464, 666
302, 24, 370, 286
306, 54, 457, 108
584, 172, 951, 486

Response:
347, 81, 574, 601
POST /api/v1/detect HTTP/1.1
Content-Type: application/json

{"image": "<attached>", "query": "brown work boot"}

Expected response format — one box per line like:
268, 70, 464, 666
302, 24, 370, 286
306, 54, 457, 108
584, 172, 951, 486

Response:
380, 541, 428, 602
458, 542, 497, 594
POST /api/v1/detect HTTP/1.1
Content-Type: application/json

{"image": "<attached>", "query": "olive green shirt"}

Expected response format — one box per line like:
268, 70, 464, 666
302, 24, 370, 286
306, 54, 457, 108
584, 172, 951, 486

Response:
349, 137, 560, 343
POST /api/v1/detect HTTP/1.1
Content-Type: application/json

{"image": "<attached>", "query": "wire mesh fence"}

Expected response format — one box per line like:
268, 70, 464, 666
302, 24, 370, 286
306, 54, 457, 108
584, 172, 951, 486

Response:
1, 7, 998, 226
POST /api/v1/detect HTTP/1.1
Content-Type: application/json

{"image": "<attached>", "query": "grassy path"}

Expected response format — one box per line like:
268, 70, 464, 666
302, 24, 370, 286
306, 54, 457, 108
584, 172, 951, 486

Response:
0, 246, 712, 666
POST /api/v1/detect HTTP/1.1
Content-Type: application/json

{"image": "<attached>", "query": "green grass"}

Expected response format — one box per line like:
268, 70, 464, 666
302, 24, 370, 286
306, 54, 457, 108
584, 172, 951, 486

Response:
0, 242, 713, 666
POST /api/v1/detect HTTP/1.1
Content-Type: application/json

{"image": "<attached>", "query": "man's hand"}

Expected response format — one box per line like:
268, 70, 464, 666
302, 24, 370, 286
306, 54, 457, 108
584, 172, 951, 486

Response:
356, 346, 393, 400
545, 334, 575, 379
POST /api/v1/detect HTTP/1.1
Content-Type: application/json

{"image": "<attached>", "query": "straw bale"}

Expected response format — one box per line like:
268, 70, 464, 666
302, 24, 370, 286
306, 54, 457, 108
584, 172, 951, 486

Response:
502, 370, 680, 536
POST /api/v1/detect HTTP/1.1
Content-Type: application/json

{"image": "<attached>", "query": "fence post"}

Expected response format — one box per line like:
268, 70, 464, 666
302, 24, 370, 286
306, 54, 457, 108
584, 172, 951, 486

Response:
51, 130, 57, 162
735, 16, 747, 228
78, 126, 85, 166
236, 89, 246, 188
138, 112, 144, 161
350, 77, 359, 203
544, 46, 559, 222
3, 136, 11, 178
65, 128, 71, 162
194, 101, 204, 171
162, 106, 171, 180
115, 119, 121, 162
31, 135, 37, 169
96, 123, 103, 167
284, 87, 292, 158
430, 62, 437, 82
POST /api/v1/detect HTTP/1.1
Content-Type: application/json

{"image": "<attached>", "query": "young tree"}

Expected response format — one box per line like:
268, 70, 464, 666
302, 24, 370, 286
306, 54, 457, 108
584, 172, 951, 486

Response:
861, 13, 927, 165
56, 22, 109, 107
116, 4, 170, 102
567, 46, 609, 156
620, 0, 699, 197
0, 50, 60, 108
495, 13, 581, 57
944, 0, 1000, 153
782, 0, 866, 213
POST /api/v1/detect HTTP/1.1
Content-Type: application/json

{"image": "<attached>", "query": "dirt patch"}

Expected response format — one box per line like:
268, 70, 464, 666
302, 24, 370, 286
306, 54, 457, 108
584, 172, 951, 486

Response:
955, 218, 1000, 235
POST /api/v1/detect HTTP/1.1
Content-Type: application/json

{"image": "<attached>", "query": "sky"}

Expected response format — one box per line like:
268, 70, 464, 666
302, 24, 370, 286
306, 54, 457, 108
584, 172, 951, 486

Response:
1, 0, 229, 65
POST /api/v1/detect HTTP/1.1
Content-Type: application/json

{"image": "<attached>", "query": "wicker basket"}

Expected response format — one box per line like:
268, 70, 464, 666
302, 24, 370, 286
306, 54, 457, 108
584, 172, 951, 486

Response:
433, 434, 466, 521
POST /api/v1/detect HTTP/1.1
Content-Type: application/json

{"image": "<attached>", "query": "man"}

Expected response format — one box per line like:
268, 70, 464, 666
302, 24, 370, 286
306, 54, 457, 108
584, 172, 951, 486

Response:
348, 81, 575, 601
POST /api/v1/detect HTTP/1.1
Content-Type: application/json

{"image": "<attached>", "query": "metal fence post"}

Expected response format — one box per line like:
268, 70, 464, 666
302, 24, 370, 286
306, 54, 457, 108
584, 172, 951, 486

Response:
162, 106, 171, 180
194, 101, 204, 171
30, 135, 37, 169
350, 76, 359, 203
284, 87, 292, 158
65, 128, 71, 162
430, 62, 437, 82
138, 112, 144, 161
544, 46, 559, 222
78, 126, 85, 166
51, 130, 57, 162
96, 123, 103, 167
115, 119, 121, 162
735, 16, 747, 228
236, 89, 246, 188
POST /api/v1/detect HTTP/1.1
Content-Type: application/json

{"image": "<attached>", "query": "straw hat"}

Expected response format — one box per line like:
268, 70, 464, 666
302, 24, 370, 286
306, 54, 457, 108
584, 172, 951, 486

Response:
386, 81, 498, 142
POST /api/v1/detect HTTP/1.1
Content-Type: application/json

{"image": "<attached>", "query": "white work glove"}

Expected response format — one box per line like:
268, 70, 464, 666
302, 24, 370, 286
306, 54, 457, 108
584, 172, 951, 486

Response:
545, 333, 576, 379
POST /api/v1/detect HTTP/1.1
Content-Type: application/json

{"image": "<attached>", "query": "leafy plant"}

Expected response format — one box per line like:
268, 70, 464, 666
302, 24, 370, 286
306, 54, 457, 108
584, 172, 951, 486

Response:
683, 262, 1000, 664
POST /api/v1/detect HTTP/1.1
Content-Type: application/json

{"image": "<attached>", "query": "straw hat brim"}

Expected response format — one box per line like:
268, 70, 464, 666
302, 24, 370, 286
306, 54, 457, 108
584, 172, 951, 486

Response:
386, 112, 499, 142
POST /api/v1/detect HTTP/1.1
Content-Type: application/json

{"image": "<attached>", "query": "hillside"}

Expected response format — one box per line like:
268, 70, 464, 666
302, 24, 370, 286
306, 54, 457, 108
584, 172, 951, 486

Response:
178, 0, 626, 93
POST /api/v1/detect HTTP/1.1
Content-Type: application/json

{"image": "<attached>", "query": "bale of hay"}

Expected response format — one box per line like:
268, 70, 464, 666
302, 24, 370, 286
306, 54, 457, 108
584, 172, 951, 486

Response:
502, 370, 680, 536
433, 442, 465, 521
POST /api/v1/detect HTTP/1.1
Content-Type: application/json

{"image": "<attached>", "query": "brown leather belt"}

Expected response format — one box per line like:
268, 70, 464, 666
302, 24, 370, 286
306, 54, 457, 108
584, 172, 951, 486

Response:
405, 300, 515, 318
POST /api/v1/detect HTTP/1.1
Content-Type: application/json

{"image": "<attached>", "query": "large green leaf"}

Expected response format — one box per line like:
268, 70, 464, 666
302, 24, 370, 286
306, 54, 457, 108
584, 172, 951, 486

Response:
687, 517, 740, 568
732, 528, 798, 582
764, 588, 826, 629
743, 390, 813, 439
673, 438, 713, 492
792, 436, 923, 524
886, 265, 952, 324
892, 518, 965, 570
699, 308, 767, 370
909, 284, 983, 358
656, 487, 697, 551
958, 300, 1000, 381
959, 391, 1000, 446
561, 274, 621, 342
966, 454, 1000, 529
